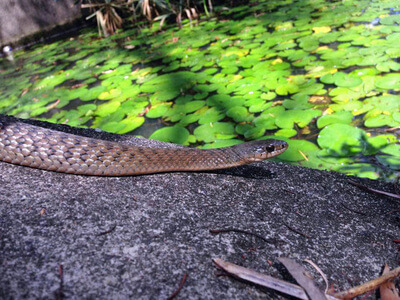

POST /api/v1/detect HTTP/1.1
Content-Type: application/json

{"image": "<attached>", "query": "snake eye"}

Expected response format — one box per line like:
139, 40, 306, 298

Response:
265, 145, 275, 153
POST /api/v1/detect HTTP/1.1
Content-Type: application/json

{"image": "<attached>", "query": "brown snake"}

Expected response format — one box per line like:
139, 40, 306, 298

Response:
0, 115, 288, 176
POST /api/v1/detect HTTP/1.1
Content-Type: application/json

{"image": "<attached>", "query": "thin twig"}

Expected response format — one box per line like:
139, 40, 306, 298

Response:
213, 258, 309, 300
213, 258, 339, 300
304, 259, 329, 294
340, 203, 367, 216
167, 273, 188, 300
96, 224, 117, 236
348, 180, 400, 200
333, 266, 400, 299
283, 222, 311, 239
55, 264, 64, 300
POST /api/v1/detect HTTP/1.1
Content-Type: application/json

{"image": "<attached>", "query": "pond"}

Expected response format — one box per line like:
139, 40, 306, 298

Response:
0, 0, 399, 181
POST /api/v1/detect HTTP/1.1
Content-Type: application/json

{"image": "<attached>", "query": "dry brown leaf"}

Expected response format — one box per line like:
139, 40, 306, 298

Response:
380, 264, 399, 300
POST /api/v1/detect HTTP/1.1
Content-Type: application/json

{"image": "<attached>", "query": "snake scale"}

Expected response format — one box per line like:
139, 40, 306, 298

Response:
0, 114, 288, 176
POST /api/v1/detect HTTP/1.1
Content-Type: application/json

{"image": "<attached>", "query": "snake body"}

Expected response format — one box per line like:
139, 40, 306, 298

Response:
0, 115, 288, 176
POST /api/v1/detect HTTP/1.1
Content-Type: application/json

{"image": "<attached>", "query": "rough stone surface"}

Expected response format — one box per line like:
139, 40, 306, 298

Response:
0, 118, 399, 299
0, 0, 80, 46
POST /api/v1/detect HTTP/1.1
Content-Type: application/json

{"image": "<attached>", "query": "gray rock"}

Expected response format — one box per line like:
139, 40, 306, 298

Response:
0, 118, 399, 299
0, 0, 81, 47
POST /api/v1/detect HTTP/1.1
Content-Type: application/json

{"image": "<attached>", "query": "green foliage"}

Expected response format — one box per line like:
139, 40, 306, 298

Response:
149, 126, 190, 145
1, 0, 400, 181
82, 0, 215, 36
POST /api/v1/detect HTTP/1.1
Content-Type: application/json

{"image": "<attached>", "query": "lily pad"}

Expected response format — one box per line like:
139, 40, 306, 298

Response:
117, 116, 145, 134
194, 122, 236, 143
275, 128, 297, 138
318, 124, 366, 156
146, 103, 171, 118
226, 106, 251, 122
275, 109, 321, 129
100, 121, 126, 133
80, 86, 106, 101
96, 101, 121, 117
334, 72, 363, 88
278, 139, 319, 162
317, 111, 353, 128
283, 94, 313, 110
149, 126, 189, 145
335, 163, 381, 180
364, 135, 398, 155
375, 74, 400, 89
198, 107, 225, 124
98, 88, 122, 100
376, 156, 400, 171
200, 139, 243, 149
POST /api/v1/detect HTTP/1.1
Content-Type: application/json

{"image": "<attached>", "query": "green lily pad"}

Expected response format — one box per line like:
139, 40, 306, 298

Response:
146, 103, 172, 118
381, 143, 400, 157
235, 123, 253, 136
376, 156, 400, 171
330, 100, 363, 113
317, 111, 353, 128
117, 116, 145, 134
275, 128, 297, 138
141, 71, 197, 93
77, 104, 97, 115
298, 36, 319, 51
194, 122, 236, 143
100, 121, 126, 133
335, 163, 380, 180
320, 73, 335, 84
206, 94, 231, 108
149, 126, 189, 145
248, 100, 273, 113
329, 87, 363, 103
98, 88, 122, 100
178, 113, 201, 126
151, 90, 181, 102
364, 134, 398, 155
380, 14, 400, 25
318, 124, 366, 156
80, 86, 106, 101
275, 109, 321, 129
184, 100, 206, 113
198, 107, 225, 124
376, 61, 400, 72
375, 74, 400, 90
226, 106, 251, 122
364, 114, 398, 128
283, 94, 313, 110
276, 83, 299, 95
278, 139, 319, 162
30, 107, 48, 117
96, 101, 121, 117
243, 127, 266, 140
34, 71, 67, 89
200, 139, 243, 149
334, 72, 363, 87
253, 115, 278, 130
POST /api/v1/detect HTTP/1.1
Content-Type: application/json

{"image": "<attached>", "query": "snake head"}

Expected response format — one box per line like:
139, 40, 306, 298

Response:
237, 139, 288, 162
